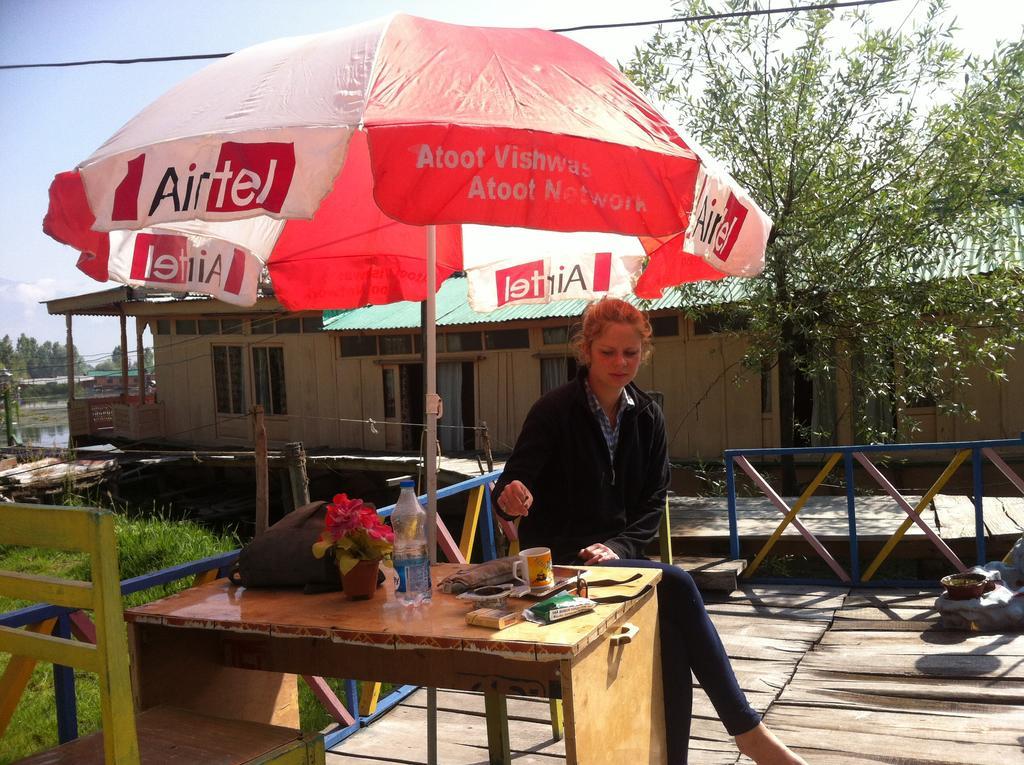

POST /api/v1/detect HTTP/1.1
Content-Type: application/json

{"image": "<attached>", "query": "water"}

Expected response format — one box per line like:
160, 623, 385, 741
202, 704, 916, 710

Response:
392, 482, 432, 606
6, 405, 70, 447
393, 541, 431, 606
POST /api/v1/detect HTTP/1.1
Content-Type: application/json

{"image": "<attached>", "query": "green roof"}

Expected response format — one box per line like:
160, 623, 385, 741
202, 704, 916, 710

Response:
321, 275, 751, 331
321, 209, 1022, 332
87, 369, 140, 377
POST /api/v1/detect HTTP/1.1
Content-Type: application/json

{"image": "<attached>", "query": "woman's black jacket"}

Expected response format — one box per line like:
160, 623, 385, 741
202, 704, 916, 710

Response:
492, 370, 669, 564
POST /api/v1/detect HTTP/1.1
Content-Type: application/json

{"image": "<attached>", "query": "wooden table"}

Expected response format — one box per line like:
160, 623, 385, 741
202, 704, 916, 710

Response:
125, 563, 666, 765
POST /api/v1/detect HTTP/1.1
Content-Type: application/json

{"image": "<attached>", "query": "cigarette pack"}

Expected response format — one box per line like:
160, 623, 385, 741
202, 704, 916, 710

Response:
465, 607, 524, 630
529, 593, 597, 623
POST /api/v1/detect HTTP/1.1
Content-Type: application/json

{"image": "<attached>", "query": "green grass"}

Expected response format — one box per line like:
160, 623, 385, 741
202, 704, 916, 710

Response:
0, 503, 239, 763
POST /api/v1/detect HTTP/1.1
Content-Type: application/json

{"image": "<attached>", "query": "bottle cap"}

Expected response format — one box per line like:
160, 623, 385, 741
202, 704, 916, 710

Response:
400, 479, 414, 488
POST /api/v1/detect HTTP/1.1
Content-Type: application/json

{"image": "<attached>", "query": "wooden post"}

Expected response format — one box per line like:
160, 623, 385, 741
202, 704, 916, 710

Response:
135, 318, 146, 402
119, 313, 129, 401
480, 421, 494, 472
253, 405, 269, 536
65, 315, 75, 402
284, 441, 310, 512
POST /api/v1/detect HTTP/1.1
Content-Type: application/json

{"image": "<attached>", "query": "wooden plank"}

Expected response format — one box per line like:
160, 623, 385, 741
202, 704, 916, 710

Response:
832, 605, 941, 624
458, 486, 484, 562
687, 720, 741, 751
934, 493, 982, 539
818, 628, 1024, 652
797, 670, 1024, 701
718, 657, 801, 696
0, 503, 104, 552
692, 688, 778, 717
561, 591, 666, 765
984, 497, 1024, 537
713, 633, 814, 662
0, 625, 100, 673
704, 601, 837, 622
670, 750, 737, 765
705, 613, 830, 641
17, 705, 317, 765
704, 585, 848, 611
829, 618, 946, 632
483, 689, 511, 765
784, 676, 1024, 708
669, 556, 744, 591
0, 571, 93, 610
1000, 496, 1024, 529
841, 589, 942, 610
0, 457, 60, 478
797, 649, 1020, 679
762, 703, 1024, 764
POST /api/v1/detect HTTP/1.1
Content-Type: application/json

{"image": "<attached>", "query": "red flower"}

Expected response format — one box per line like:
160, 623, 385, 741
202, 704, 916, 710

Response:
324, 493, 368, 538
321, 497, 393, 544
313, 492, 395, 567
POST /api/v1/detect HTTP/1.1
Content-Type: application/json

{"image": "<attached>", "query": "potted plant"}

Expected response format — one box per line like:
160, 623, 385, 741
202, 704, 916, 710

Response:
312, 494, 394, 599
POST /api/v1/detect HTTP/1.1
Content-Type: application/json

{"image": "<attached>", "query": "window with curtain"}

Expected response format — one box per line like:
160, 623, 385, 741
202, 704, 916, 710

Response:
382, 368, 397, 418
252, 346, 287, 416
212, 345, 245, 414
437, 362, 464, 453
810, 370, 837, 446
541, 356, 576, 394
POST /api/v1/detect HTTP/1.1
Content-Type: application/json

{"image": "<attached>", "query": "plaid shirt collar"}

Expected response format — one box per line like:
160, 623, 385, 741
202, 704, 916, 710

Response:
584, 377, 635, 464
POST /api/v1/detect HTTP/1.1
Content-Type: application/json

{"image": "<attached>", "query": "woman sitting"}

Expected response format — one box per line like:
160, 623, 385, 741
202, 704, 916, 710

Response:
493, 297, 806, 765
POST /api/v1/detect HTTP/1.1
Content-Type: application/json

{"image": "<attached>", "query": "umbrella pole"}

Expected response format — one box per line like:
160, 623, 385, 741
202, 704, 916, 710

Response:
425, 224, 439, 765
425, 225, 438, 562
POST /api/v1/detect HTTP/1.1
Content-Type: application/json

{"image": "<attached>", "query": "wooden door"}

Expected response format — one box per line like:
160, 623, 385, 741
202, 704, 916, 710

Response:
381, 364, 402, 452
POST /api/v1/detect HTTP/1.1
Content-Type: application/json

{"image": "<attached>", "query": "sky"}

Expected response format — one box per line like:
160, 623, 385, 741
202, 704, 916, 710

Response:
1, 0, 1022, 366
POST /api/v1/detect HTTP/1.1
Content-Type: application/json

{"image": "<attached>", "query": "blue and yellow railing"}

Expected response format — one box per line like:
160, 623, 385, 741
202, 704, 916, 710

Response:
724, 434, 1024, 585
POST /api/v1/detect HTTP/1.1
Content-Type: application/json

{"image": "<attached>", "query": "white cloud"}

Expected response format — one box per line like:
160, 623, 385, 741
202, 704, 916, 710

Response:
0, 277, 121, 356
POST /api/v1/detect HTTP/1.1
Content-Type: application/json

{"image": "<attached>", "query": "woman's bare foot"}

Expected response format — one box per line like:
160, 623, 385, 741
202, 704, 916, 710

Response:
735, 722, 807, 764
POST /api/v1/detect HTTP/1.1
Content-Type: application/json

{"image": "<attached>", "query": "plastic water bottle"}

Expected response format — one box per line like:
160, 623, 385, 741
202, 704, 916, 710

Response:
391, 480, 432, 606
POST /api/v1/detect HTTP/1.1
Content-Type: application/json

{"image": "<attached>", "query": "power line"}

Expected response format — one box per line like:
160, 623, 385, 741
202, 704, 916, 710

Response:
555, 0, 899, 32
0, 1, 902, 71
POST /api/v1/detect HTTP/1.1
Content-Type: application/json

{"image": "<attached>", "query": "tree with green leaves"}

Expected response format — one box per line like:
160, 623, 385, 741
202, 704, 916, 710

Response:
7, 334, 87, 378
105, 343, 154, 370
627, 0, 1024, 488
0, 335, 13, 372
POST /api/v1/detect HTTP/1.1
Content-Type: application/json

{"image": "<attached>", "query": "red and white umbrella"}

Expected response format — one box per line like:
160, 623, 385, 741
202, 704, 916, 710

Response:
42, 13, 770, 560
45, 14, 767, 307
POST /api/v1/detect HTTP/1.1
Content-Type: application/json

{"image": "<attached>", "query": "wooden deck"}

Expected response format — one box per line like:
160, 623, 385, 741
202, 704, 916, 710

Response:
324, 582, 1024, 764
668, 494, 1024, 558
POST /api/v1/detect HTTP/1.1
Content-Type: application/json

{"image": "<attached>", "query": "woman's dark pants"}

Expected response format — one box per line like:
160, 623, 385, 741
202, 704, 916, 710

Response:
600, 559, 760, 765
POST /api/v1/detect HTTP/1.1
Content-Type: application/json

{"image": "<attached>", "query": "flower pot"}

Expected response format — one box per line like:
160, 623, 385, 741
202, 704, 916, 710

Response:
341, 558, 381, 600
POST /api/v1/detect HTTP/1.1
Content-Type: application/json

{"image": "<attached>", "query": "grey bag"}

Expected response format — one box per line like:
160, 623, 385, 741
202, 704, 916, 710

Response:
229, 501, 342, 592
